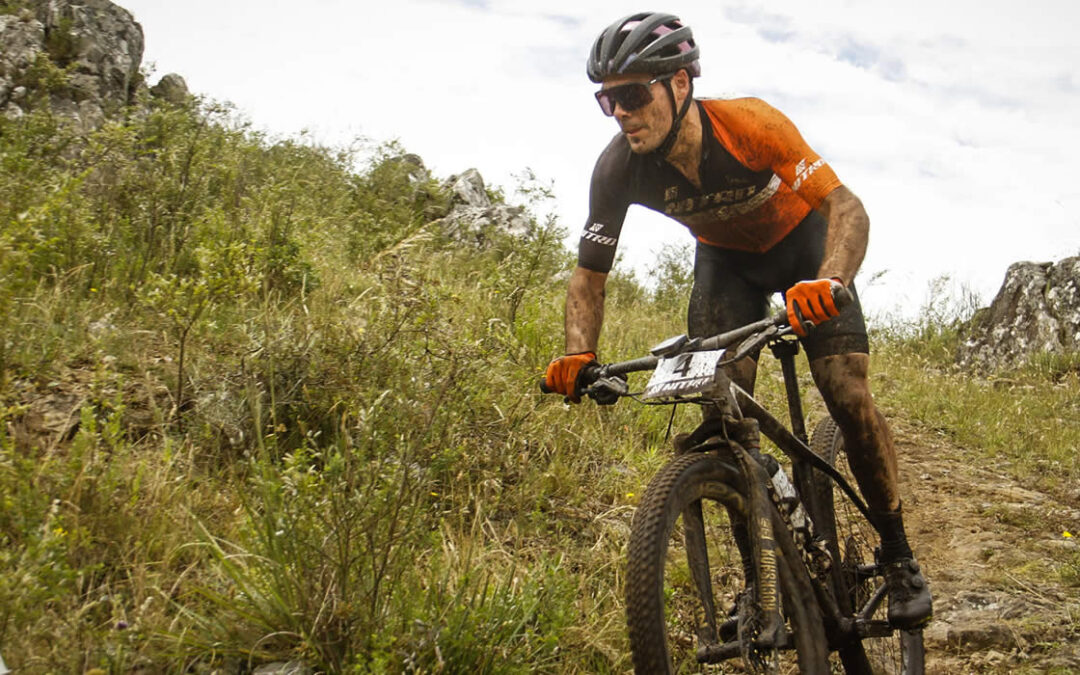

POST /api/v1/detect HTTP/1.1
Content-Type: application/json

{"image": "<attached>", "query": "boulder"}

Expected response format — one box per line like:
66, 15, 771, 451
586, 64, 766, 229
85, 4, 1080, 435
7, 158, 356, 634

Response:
438, 169, 532, 243
149, 72, 188, 105
446, 168, 490, 208
0, 12, 46, 118
957, 256, 1080, 372
0, 0, 144, 128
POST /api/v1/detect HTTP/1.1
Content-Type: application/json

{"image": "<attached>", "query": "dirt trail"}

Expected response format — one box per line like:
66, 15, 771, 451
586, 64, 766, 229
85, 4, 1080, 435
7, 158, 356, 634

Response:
894, 419, 1080, 673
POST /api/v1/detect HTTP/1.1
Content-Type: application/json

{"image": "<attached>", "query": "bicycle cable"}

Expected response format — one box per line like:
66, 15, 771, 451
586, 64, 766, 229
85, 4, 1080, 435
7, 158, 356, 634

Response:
663, 403, 678, 442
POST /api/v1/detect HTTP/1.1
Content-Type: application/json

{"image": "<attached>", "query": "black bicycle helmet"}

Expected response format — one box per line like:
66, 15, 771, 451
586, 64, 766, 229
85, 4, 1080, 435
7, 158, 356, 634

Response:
587, 12, 701, 158
587, 12, 701, 83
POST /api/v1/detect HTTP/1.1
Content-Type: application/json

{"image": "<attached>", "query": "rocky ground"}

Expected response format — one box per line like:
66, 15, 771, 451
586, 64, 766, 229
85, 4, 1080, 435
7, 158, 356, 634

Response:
896, 419, 1080, 673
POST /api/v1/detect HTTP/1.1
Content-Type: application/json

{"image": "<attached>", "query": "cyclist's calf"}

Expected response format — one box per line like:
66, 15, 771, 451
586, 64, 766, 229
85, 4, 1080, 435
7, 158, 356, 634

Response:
809, 353, 900, 512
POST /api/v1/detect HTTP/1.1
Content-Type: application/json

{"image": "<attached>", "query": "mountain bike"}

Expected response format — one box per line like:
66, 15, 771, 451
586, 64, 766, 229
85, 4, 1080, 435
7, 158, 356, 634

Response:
544, 286, 925, 674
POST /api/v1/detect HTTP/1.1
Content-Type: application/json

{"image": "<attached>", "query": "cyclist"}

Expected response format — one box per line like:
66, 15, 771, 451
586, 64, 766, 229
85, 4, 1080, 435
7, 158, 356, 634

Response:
544, 11, 932, 629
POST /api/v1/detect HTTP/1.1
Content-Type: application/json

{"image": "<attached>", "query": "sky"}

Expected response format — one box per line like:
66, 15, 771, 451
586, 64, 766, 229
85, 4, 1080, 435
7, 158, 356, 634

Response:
119, 0, 1080, 320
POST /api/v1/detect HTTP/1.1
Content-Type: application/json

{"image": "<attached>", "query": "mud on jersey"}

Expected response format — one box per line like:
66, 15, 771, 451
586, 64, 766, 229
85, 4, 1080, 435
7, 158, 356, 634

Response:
578, 97, 843, 273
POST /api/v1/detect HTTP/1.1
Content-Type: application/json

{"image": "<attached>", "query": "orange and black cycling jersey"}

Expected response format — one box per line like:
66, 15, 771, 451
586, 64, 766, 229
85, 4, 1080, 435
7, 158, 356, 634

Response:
578, 97, 843, 273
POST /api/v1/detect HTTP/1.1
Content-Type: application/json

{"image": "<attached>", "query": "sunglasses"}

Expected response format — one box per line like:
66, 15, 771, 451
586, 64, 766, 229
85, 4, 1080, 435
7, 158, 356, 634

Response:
594, 73, 676, 116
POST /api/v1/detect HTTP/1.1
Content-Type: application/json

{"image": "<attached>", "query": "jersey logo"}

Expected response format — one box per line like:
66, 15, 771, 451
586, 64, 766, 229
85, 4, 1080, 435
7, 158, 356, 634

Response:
792, 157, 826, 192
582, 223, 617, 247
664, 175, 780, 220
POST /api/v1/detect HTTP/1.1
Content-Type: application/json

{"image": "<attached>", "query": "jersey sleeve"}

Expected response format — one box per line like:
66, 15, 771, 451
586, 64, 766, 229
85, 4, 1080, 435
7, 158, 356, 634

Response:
704, 98, 843, 210
577, 139, 631, 273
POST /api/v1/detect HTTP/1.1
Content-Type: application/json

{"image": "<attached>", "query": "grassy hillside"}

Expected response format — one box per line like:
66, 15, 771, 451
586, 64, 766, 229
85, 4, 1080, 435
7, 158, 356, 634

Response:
1, 96, 1077, 673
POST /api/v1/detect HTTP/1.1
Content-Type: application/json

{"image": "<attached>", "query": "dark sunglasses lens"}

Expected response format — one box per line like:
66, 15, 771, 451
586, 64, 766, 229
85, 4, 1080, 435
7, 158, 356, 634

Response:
596, 83, 652, 116
596, 90, 615, 116
618, 84, 653, 111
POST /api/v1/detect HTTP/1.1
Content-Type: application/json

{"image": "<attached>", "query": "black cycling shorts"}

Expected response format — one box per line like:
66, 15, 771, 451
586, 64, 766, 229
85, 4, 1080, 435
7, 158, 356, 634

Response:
686, 210, 870, 361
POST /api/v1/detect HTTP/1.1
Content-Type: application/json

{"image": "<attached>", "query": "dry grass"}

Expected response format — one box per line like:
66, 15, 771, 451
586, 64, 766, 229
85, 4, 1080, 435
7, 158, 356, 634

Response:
1, 98, 1077, 673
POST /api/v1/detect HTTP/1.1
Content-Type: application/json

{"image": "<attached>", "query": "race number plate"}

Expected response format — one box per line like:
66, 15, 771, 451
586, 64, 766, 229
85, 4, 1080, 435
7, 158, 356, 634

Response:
642, 349, 725, 400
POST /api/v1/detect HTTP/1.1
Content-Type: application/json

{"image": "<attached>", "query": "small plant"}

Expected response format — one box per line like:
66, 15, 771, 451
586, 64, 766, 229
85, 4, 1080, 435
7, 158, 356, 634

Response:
648, 241, 695, 310
43, 16, 81, 68
1061, 551, 1080, 587
139, 243, 258, 421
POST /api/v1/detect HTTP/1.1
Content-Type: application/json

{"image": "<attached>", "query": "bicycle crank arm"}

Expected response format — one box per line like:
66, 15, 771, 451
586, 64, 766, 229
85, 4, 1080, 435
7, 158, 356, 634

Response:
696, 632, 795, 664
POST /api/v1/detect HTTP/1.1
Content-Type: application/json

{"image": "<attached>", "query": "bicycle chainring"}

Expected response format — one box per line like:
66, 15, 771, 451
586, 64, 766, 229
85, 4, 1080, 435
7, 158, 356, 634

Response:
737, 588, 779, 674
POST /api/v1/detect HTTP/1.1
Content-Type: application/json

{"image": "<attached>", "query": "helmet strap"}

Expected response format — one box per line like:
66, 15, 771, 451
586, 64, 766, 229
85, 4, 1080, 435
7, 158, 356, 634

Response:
653, 77, 694, 159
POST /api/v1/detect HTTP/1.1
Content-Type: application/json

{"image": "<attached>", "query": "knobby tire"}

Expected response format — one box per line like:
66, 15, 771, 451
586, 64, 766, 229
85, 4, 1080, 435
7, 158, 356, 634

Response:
625, 450, 829, 674
810, 417, 926, 675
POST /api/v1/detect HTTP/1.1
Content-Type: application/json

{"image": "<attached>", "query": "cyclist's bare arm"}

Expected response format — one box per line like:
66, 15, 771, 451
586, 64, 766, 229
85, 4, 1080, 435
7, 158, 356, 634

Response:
566, 266, 606, 353
817, 185, 869, 285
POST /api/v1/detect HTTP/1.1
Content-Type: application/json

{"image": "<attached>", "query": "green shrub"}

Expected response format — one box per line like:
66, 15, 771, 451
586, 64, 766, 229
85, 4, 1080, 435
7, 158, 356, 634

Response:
2, 90, 1075, 673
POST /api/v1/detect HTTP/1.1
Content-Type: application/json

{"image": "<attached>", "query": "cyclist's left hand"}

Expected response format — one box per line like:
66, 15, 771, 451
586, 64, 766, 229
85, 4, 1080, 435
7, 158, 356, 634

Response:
785, 278, 843, 337
543, 351, 596, 403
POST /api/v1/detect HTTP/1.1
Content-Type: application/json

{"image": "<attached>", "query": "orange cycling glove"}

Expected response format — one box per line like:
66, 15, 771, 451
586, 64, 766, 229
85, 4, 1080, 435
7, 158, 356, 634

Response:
785, 279, 842, 337
544, 352, 596, 403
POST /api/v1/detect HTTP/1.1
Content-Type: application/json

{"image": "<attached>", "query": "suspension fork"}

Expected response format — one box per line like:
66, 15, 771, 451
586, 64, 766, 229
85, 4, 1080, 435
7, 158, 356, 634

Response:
723, 420, 783, 646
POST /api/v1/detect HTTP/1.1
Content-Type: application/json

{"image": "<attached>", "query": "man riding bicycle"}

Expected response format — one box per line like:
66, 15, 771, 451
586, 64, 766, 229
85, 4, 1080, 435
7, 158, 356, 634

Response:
544, 11, 932, 630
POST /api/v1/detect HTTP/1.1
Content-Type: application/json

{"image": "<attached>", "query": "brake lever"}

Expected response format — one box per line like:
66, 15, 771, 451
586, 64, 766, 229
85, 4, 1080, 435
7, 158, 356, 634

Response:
730, 324, 784, 362
585, 374, 629, 405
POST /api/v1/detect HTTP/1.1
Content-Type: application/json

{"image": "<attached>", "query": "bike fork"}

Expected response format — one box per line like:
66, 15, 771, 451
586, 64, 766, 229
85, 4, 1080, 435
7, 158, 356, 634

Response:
734, 438, 786, 648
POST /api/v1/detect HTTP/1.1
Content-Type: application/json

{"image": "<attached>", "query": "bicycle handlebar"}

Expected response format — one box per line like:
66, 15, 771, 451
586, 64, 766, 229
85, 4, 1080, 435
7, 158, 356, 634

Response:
540, 282, 853, 399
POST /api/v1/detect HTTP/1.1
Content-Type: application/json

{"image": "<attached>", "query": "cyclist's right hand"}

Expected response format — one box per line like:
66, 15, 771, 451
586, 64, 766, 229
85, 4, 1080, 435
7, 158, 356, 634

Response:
542, 352, 596, 403
785, 278, 844, 337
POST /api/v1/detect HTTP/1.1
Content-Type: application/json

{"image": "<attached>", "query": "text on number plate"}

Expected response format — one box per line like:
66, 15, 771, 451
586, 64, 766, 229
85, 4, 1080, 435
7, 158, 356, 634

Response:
642, 349, 725, 400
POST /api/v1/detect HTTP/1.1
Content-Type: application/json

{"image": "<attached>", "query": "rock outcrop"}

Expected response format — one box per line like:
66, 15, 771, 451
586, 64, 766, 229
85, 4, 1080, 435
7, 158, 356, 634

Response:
0, 11, 48, 117
1, 0, 187, 128
957, 256, 1080, 372
148, 71, 189, 106
438, 168, 532, 243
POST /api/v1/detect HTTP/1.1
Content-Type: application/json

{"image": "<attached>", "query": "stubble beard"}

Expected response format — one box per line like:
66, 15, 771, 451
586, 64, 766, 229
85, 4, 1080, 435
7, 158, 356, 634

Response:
623, 111, 671, 155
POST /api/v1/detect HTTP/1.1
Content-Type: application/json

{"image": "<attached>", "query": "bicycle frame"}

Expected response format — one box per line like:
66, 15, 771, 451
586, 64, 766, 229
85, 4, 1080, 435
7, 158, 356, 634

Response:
736, 339, 871, 520
690, 335, 877, 661
589, 319, 871, 526
588, 320, 901, 665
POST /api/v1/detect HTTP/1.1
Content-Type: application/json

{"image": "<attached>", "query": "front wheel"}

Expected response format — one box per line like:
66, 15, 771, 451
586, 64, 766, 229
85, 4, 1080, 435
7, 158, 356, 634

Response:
810, 417, 926, 675
625, 450, 829, 673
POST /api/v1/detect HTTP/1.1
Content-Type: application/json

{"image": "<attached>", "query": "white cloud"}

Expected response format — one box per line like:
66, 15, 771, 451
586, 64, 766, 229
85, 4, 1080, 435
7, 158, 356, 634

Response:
123, 0, 1080, 317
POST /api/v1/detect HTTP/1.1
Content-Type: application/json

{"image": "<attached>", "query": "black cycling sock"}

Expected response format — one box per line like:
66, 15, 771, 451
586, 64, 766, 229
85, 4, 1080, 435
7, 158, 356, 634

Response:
872, 506, 914, 563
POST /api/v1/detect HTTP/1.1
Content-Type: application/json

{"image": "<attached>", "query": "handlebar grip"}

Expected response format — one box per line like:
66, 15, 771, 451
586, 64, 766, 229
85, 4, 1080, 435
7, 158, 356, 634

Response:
774, 281, 856, 329
831, 281, 854, 311
578, 362, 601, 386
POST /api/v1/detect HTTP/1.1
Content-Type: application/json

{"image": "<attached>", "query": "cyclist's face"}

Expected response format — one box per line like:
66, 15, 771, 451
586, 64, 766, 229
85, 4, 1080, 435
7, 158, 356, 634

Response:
599, 74, 674, 154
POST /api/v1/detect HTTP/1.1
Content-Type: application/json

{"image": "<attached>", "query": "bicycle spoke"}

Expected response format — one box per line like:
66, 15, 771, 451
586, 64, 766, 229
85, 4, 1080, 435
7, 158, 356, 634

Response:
682, 498, 719, 646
